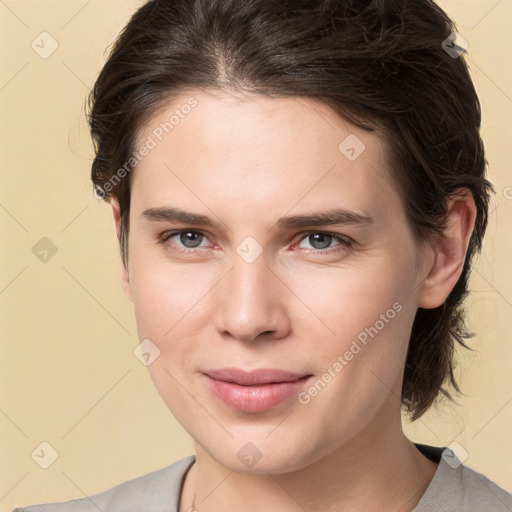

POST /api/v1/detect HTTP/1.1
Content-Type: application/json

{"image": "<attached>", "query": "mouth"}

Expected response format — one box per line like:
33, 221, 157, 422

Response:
202, 368, 313, 412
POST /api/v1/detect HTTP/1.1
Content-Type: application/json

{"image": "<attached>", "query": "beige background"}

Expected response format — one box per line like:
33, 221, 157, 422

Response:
0, 0, 511, 509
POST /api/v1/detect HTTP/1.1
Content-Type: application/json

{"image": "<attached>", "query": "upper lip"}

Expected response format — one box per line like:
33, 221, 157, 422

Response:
204, 368, 311, 386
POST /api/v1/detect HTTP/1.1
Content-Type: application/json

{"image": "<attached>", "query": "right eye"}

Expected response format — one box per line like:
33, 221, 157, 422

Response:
160, 230, 212, 251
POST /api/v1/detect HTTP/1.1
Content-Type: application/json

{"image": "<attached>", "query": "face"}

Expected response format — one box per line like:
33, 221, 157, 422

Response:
120, 89, 431, 474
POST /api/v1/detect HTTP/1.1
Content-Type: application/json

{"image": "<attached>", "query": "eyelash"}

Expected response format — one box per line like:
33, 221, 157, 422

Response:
159, 229, 352, 255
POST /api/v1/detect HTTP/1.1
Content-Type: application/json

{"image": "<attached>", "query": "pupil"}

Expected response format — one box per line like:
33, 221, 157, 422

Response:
310, 233, 331, 249
180, 232, 202, 248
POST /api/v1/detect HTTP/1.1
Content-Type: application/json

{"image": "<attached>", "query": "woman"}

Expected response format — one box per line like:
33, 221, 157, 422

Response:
14, 0, 512, 510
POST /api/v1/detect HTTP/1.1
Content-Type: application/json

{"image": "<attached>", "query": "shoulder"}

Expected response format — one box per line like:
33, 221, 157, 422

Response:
456, 464, 512, 511
414, 446, 512, 512
13, 455, 196, 512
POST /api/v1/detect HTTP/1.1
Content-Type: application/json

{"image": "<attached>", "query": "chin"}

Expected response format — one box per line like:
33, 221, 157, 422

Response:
199, 434, 330, 475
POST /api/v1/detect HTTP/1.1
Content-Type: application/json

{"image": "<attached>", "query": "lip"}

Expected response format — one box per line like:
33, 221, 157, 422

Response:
202, 368, 312, 413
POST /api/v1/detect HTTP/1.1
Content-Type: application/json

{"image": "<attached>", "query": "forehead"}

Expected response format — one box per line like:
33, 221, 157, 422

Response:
130, 89, 400, 225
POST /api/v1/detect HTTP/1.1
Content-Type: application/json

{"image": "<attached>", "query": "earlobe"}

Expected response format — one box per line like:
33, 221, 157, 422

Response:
110, 198, 122, 240
110, 199, 133, 303
119, 265, 133, 303
418, 189, 477, 309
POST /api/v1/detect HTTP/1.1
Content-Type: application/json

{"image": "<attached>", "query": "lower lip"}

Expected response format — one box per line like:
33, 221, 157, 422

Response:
203, 374, 312, 413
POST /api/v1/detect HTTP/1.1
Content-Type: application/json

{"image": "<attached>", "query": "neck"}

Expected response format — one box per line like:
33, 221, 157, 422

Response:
180, 407, 437, 512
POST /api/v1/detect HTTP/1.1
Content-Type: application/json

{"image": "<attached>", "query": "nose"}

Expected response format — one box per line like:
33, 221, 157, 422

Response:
216, 253, 291, 343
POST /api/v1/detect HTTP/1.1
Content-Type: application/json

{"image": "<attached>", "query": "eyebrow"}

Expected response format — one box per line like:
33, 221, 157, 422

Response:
140, 207, 373, 230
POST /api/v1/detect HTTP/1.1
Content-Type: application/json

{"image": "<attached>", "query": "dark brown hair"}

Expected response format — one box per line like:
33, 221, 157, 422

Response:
87, 0, 493, 420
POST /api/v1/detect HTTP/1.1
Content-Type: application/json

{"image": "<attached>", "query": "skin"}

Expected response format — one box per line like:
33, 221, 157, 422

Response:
110, 89, 476, 512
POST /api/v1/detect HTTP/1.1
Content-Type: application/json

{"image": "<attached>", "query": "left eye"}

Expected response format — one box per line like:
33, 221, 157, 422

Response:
297, 233, 349, 251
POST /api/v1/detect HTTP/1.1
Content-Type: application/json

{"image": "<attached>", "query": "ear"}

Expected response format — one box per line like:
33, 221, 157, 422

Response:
110, 198, 133, 302
417, 188, 477, 309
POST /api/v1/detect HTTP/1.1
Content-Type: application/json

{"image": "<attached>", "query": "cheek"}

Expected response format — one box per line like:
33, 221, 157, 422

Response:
294, 288, 415, 455
293, 249, 418, 407
128, 245, 208, 336
290, 252, 416, 343
128, 259, 207, 421
128, 249, 219, 390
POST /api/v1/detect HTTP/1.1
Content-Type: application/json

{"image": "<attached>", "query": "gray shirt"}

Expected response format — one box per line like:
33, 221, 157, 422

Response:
13, 445, 512, 511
